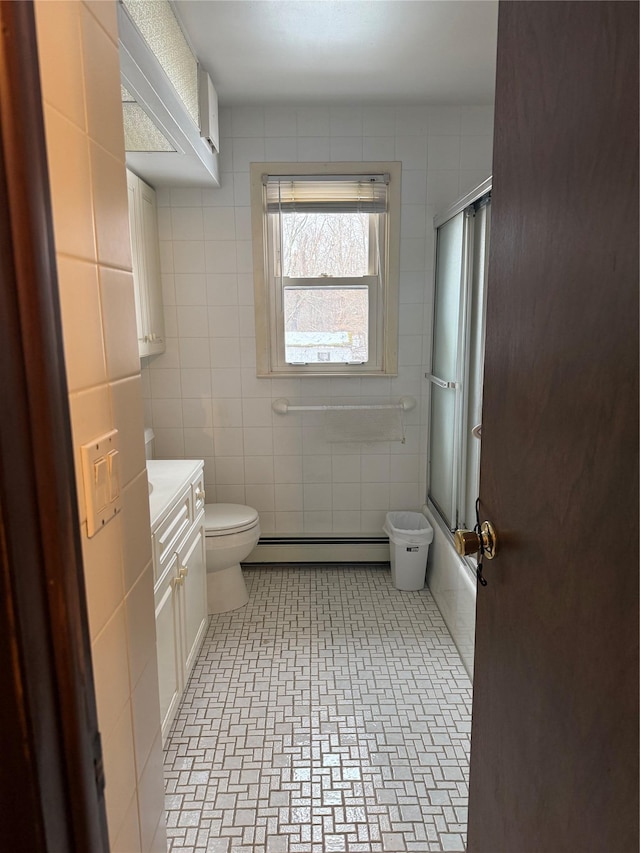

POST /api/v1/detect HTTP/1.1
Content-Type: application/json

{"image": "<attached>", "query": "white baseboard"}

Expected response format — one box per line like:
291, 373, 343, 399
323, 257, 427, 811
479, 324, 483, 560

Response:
244, 534, 390, 564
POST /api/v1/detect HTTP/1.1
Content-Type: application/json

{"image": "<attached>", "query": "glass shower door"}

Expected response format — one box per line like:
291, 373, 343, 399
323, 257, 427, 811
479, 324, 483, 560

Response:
428, 180, 491, 534
428, 210, 467, 527
460, 200, 490, 530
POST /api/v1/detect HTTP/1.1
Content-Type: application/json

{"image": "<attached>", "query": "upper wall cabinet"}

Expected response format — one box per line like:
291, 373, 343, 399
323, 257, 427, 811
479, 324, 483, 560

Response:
126, 169, 165, 358
118, 0, 220, 187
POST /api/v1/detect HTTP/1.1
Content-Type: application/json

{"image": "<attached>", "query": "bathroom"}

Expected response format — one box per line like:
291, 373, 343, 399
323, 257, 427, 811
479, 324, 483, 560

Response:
140, 0, 494, 842
41, 3, 492, 849
144, 107, 492, 620
3, 1, 636, 852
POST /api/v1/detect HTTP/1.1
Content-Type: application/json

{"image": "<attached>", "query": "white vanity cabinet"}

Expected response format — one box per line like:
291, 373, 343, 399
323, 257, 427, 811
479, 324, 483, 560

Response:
177, 521, 207, 677
154, 550, 181, 738
148, 460, 208, 742
126, 168, 165, 358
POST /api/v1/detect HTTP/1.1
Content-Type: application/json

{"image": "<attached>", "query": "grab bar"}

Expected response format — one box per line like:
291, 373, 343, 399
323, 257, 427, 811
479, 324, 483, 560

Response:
272, 396, 416, 415
426, 374, 458, 390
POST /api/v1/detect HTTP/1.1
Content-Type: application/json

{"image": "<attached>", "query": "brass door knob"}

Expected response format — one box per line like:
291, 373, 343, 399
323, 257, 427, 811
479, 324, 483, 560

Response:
454, 520, 498, 560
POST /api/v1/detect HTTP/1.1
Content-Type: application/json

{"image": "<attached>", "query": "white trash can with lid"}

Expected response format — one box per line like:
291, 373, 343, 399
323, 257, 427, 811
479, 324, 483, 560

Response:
383, 511, 434, 591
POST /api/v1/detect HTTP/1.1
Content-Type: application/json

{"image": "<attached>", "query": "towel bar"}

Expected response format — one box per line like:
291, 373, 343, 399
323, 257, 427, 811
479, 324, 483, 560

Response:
271, 396, 416, 415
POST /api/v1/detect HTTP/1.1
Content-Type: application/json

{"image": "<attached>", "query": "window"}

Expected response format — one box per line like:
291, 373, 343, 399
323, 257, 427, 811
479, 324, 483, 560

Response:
250, 162, 401, 376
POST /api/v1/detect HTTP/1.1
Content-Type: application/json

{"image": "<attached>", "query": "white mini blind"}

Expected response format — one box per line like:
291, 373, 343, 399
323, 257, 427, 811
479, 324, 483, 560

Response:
264, 174, 389, 213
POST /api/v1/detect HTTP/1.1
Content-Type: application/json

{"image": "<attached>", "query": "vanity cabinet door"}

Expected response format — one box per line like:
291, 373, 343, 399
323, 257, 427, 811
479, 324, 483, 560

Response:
126, 169, 149, 353
178, 517, 208, 680
126, 168, 165, 358
139, 178, 165, 353
155, 554, 182, 742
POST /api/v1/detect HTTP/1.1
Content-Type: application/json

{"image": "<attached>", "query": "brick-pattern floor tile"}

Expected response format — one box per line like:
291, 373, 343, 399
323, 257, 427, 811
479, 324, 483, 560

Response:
164, 567, 471, 852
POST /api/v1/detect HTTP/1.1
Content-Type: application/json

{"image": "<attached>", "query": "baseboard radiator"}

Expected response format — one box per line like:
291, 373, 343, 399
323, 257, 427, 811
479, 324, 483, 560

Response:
245, 534, 390, 564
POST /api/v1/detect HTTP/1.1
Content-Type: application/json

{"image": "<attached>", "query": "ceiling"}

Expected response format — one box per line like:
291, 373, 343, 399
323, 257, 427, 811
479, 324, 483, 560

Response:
173, 1, 498, 106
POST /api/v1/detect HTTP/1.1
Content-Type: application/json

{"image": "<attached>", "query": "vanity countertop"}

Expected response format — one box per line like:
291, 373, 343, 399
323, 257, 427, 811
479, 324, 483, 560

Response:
147, 459, 203, 528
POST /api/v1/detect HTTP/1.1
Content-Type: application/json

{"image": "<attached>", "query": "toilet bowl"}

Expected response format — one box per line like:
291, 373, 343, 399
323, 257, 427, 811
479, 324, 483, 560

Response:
205, 503, 260, 614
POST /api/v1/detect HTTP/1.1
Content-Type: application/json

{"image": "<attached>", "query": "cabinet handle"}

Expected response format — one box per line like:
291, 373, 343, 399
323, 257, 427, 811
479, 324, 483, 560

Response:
195, 488, 206, 501
179, 566, 189, 579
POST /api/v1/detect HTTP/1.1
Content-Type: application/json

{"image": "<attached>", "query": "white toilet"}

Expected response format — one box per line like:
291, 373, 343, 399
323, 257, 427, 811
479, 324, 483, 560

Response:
204, 503, 260, 614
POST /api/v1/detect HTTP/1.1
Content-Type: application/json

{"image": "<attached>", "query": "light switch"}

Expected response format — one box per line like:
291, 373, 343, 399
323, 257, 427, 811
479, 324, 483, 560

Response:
81, 429, 121, 537
94, 457, 109, 511
107, 449, 120, 501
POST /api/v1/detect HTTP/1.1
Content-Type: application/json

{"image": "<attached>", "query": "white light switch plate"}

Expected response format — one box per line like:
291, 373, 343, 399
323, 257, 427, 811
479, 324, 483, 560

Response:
81, 429, 122, 537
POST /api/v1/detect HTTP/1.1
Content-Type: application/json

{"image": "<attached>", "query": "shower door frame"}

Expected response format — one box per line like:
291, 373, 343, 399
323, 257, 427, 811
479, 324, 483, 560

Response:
427, 178, 492, 542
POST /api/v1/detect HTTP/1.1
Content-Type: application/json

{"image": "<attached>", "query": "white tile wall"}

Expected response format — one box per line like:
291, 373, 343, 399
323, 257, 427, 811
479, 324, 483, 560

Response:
34, 2, 166, 849
142, 103, 493, 538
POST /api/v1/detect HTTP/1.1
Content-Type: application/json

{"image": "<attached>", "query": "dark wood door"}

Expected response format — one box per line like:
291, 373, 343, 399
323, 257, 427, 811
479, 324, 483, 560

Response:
0, 3, 109, 850
467, 3, 638, 852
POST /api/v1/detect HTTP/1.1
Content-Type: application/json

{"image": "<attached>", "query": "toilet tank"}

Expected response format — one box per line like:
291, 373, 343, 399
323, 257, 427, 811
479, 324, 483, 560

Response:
144, 428, 155, 460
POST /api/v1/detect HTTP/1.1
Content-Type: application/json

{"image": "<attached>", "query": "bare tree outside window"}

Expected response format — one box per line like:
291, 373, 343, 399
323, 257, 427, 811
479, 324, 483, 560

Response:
281, 212, 372, 363
281, 212, 369, 277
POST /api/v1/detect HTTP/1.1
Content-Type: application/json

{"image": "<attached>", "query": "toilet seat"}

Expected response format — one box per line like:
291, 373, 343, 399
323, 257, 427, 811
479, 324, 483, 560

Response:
204, 503, 259, 537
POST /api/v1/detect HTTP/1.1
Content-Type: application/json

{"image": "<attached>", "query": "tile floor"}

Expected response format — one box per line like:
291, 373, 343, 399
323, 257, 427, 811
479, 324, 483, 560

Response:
164, 567, 472, 853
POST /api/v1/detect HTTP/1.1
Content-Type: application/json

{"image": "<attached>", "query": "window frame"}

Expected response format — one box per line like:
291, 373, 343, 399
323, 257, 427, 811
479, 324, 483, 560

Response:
250, 161, 401, 377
